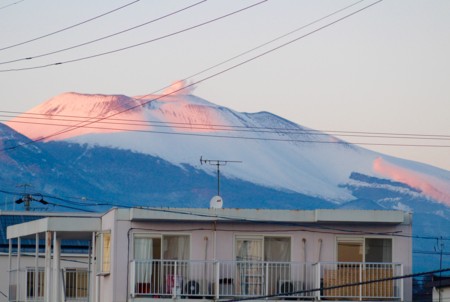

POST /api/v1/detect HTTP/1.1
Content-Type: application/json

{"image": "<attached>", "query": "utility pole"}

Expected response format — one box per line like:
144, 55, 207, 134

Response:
200, 156, 242, 196
15, 184, 48, 211
435, 237, 445, 302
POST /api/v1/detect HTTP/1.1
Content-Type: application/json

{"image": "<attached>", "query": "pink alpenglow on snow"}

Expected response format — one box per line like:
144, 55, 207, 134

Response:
6, 92, 147, 141
6, 83, 229, 141
373, 157, 450, 205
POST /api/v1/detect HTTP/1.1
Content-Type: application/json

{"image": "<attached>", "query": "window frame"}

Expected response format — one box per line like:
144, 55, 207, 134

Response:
26, 267, 45, 299
234, 235, 292, 262
64, 268, 89, 299
336, 236, 394, 263
96, 231, 111, 275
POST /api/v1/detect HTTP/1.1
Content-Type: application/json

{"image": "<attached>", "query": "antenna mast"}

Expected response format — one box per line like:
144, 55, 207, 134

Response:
200, 156, 242, 196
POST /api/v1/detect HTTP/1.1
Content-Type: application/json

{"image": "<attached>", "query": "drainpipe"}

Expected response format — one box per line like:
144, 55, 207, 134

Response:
302, 239, 307, 288
204, 236, 209, 294
317, 239, 323, 263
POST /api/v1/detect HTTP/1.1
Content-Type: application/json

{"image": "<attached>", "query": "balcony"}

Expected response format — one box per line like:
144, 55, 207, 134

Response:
130, 260, 403, 301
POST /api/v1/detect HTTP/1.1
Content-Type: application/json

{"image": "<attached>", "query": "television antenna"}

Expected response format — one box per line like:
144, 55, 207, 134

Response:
200, 156, 242, 196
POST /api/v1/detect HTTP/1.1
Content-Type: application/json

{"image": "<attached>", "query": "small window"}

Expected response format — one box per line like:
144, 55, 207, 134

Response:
96, 232, 111, 275
26, 268, 44, 298
65, 269, 88, 299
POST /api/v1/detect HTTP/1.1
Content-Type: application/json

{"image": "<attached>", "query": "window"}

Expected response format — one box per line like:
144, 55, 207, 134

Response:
96, 232, 111, 274
337, 237, 392, 263
163, 235, 189, 260
337, 238, 363, 262
65, 269, 88, 299
235, 236, 291, 296
365, 238, 392, 262
264, 237, 291, 262
236, 237, 263, 261
26, 268, 44, 298
235, 236, 291, 262
131, 234, 189, 295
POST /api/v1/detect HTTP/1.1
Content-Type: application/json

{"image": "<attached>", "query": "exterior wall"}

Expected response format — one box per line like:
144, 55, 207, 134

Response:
95, 209, 413, 302
110, 215, 412, 301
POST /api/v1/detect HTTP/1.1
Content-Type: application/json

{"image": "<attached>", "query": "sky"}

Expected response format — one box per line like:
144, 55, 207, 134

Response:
1, 0, 449, 171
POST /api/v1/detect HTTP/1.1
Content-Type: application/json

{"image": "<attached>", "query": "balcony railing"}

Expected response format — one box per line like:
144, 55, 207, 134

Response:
130, 260, 403, 300
8, 267, 89, 302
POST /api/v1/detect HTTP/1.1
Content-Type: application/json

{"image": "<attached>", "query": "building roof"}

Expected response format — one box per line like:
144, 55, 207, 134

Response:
122, 208, 412, 225
1, 211, 101, 253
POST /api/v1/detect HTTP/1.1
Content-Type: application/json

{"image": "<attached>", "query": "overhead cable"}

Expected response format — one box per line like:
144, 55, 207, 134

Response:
0, 0, 207, 65
0, 0, 141, 51
3, 114, 450, 141
0, 0, 268, 72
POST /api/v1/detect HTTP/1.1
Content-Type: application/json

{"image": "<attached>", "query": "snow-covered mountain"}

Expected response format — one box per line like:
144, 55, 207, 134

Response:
3, 84, 450, 272
7, 84, 450, 207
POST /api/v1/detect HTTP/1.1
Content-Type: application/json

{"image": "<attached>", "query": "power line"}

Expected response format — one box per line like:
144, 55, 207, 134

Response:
175, 0, 368, 87
4, 118, 450, 148
3, 114, 450, 141
0, 0, 385, 152
225, 267, 450, 302
0, 0, 24, 11
0, 0, 141, 51
0, 0, 268, 72
0, 0, 207, 65
1, 187, 449, 241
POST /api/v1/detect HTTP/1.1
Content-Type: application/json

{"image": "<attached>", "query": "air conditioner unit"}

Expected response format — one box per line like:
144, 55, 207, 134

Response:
185, 279, 212, 297
278, 280, 294, 295
278, 280, 304, 297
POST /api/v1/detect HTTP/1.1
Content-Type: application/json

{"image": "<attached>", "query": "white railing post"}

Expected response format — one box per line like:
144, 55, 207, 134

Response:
399, 264, 404, 301
215, 261, 220, 300
173, 261, 178, 298
130, 260, 135, 297
316, 263, 321, 301
265, 262, 269, 298
359, 263, 363, 301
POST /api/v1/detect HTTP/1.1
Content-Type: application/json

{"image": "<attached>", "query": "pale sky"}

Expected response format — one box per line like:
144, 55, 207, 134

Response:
1, 0, 449, 171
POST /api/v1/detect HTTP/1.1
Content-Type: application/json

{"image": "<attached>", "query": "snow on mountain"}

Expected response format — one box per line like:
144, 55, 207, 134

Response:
6, 83, 450, 205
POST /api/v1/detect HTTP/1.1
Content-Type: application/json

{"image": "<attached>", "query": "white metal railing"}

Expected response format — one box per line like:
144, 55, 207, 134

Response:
130, 260, 403, 300
8, 268, 89, 302
317, 262, 403, 300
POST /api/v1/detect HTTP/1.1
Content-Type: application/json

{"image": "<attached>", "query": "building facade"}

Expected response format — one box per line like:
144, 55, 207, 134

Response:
7, 208, 413, 302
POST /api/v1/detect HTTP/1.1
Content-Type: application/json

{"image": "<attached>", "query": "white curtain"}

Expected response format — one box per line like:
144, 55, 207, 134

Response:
163, 235, 189, 260
264, 237, 290, 262
134, 237, 153, 283
236, 238, 263, 261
